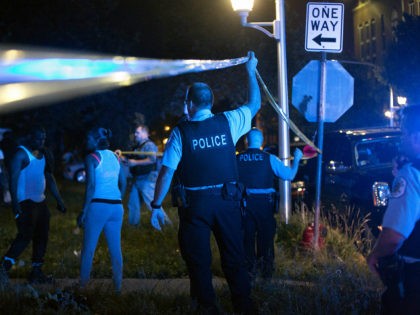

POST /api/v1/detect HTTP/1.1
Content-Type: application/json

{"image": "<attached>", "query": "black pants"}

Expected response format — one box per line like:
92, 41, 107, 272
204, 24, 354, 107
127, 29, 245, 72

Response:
178, 189, 252, 313
382, 262, 420, 315
243, 194, 276, 278
5, 200, 50, 265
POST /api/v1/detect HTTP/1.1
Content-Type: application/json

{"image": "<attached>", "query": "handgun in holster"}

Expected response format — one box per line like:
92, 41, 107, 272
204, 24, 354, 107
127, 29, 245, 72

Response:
221, 181, 247, 216
378, 254, 405, 298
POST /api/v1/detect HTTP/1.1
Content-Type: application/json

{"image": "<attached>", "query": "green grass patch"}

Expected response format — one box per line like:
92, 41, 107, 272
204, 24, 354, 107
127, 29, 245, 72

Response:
0, 180, 383, 314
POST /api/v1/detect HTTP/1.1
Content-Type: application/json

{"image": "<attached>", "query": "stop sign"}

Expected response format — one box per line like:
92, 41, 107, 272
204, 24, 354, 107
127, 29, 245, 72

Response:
292, 60, 354, 122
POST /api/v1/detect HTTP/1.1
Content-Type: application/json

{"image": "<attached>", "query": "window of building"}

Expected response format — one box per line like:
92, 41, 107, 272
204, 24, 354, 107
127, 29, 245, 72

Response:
391, 9, 399, 29
366, 41, 371, 60
358, 24, 364, 58
359, 23, 364, 42
409, 0, 415, 15
381, 14, 385, 34
371, 19, 376, 38
365, 21, 370, 41
364, 21, 370, 59
371, 39, 376, 57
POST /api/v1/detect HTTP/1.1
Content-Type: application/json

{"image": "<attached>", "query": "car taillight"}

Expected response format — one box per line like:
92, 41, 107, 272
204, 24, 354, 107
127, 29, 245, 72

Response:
372, 181, 390, 207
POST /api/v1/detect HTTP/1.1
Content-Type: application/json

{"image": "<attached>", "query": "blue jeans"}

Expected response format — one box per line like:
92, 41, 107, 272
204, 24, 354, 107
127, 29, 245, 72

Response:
80, 202, 123, 291
128, 171, 174, 226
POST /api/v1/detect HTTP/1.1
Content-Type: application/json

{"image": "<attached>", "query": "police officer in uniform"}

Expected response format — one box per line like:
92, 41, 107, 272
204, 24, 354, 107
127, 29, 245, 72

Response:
367, 105, 420, 315
237, 128, 303, 279
150, 51, 260, 314
126, 125, 169, 226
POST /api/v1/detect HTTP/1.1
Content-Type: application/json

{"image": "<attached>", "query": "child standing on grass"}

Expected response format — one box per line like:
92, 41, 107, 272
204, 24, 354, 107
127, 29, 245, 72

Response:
77, 127, 126, 293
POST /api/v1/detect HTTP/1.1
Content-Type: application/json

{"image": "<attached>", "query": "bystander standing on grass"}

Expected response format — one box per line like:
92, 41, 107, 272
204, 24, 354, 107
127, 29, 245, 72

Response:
77, 127, 126, 293
0, 125, 66, 286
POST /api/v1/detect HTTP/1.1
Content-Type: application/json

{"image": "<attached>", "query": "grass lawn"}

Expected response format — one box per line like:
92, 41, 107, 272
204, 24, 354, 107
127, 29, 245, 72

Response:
0, 178, 383, 314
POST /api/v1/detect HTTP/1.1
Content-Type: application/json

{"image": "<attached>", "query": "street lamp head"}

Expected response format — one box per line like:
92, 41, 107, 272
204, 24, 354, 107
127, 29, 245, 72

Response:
397, 96, 407, 106
384, 110, 393, 119
231, 0, 254, 13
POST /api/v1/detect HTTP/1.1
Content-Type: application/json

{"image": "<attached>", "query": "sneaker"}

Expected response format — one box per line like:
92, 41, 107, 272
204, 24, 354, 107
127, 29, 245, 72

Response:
0, 265, 9, 288
28, 267, 53, 284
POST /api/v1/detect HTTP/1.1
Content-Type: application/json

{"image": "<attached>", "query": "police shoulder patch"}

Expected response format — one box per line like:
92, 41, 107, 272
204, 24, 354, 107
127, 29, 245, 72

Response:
391, 176, 407, 198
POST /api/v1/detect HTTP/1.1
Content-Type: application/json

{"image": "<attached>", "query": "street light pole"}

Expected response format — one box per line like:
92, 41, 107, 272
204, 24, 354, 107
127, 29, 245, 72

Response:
332, 59, 398, 127
231, 0, 292, 222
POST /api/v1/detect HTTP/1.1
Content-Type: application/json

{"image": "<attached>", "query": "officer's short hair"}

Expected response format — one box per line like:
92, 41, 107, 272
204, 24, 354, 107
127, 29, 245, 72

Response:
247, 128, 264, 147
136, 124, 149, 134
401, 105, 420, 134
185, 82, 213, 108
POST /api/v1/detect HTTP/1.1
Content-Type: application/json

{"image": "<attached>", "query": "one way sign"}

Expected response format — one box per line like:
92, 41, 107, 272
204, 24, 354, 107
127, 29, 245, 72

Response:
305, 2, 344, 53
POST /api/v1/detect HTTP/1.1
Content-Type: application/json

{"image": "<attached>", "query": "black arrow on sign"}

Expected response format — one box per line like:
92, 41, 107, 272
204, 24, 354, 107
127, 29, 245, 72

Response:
313, 34, 336, 46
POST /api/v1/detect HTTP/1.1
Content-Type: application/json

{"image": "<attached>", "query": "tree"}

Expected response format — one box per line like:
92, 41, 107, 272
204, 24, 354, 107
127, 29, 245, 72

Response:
383, 14, 420, 105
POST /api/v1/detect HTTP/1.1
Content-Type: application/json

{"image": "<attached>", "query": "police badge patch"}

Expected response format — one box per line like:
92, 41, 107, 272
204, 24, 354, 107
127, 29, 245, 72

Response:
391, 176, 407, 198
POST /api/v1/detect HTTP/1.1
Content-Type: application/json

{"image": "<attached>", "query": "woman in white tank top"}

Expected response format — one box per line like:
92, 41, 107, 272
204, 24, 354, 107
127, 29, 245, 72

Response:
77, 127, 126, 293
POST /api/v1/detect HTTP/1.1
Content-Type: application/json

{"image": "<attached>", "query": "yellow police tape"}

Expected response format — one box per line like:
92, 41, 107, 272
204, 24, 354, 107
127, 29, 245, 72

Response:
255, 70, 321, 155
115, 150, 163, 157
0, 46, 320, 157
0, 45, 249, 113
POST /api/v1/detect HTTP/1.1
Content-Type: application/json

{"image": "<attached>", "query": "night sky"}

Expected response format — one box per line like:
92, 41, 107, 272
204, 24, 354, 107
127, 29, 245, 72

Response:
0, 0, 361, 153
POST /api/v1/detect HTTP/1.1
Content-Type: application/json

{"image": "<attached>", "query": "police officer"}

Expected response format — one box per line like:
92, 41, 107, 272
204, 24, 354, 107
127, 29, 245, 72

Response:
150, 51, 260, 314
237, 128, 303, 279
367, 105, 420, 315
125, 125, 169, 226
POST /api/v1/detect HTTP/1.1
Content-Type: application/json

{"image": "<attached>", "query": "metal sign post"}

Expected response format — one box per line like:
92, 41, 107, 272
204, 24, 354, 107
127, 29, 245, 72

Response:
303, 2, 345, 250
313, 52, 327, 250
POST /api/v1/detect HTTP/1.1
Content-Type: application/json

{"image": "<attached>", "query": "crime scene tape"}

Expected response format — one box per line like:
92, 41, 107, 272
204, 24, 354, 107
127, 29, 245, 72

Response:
255, 70, 321, 155
0, 45, 320, 157
0, 45, 248, 113
115, 150, 163, 157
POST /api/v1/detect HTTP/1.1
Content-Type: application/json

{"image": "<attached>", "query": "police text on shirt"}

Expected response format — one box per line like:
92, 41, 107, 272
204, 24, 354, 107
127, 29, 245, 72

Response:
192, 134, 227, 150
238, 153, 264, 162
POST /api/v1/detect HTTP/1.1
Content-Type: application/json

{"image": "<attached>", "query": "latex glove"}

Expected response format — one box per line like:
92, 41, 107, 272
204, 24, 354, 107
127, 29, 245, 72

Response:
77, 212, 86, 228
294, 148, 304, 161
246, 51, 258, 74
151, 208, 166, 231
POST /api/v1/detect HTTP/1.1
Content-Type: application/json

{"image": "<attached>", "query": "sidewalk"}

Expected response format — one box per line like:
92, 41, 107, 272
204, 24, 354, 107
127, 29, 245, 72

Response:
7, 277, 312, 294
8, 277, 228, 295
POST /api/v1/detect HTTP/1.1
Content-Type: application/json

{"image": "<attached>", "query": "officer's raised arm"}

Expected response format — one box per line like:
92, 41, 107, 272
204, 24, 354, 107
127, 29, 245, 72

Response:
244, 51, 260, 118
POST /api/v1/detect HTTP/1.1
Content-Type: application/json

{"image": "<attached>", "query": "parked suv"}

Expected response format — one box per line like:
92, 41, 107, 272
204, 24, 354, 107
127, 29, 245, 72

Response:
296, 127, 401, 234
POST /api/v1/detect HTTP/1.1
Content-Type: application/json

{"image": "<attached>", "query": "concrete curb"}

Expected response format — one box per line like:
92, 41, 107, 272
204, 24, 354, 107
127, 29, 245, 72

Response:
8, 277, 228, 295
7, 277, 313, 295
